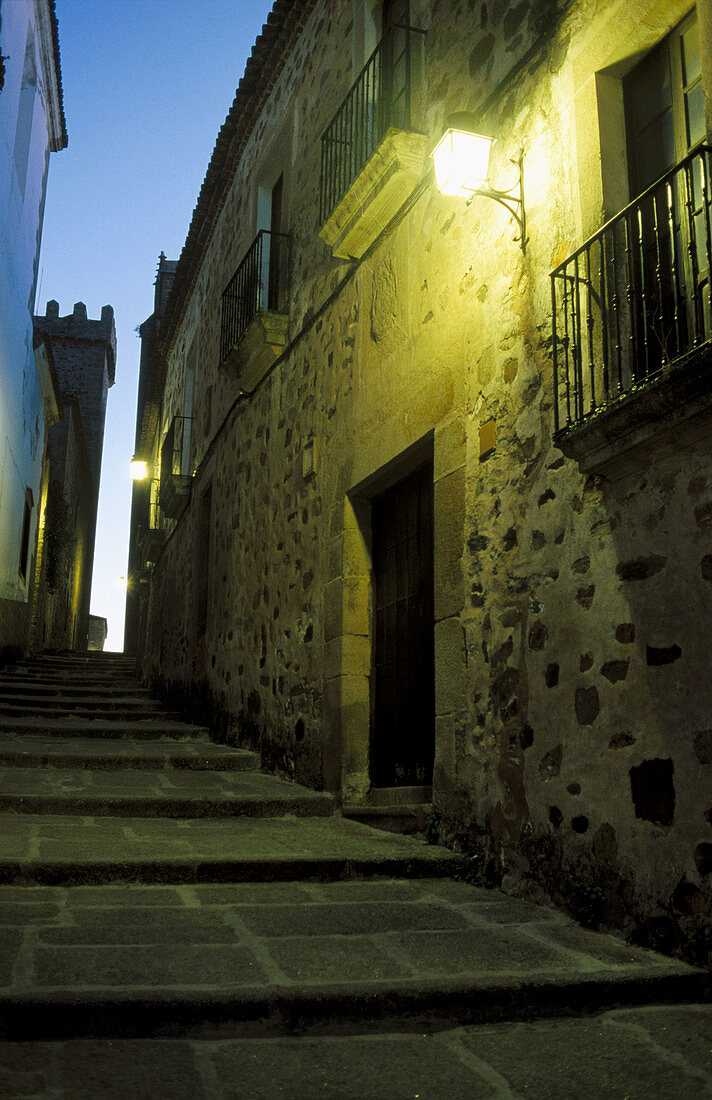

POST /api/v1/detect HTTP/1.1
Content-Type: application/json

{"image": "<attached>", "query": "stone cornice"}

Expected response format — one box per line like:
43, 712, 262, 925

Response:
35, 0, 67, 151
155, 0, 318, 374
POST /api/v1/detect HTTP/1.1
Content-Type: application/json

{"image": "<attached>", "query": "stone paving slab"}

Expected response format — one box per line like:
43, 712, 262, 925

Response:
0, 1005, 710, 1098
0, 736, 260, 771
0, 815, 466, 886
0, 880, 705, 1040
0, 767, 337, 817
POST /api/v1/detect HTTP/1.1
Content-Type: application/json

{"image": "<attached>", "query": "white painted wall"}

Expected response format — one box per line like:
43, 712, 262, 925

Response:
0, 0, 60, 610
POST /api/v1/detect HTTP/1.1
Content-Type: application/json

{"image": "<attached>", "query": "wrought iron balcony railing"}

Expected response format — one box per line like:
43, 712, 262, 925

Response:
220, 230, 289, 362
159, 414, 193, 517
551, 145, 712, 436
319, 23, 425, 225
140, 486, 165, 565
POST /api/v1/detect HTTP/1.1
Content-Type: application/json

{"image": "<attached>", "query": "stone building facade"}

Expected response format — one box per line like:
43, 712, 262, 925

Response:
0, 0, 66, 656
32, 301, 116, 651
129, 0, 712, 962
125, 254, 178, 656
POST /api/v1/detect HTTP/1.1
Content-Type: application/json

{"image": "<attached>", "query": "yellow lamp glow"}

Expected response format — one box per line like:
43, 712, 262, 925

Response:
130, 458, 148, 481
432, 128, 494, 197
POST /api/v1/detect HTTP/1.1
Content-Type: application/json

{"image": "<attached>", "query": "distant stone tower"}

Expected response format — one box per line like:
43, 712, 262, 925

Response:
33, 301, 116, 650
34, 301, 116, 493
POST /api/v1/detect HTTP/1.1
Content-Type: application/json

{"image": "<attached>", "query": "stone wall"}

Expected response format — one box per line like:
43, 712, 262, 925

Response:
31, 400, 95, 650
138, 0, 712, 963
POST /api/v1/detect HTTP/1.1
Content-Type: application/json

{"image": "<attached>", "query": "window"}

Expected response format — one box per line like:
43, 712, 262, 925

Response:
220, 159, 290, 363
256, 172, 285, 310
182, 336, 197, 473
625, 13, 704, 197
551, 10, 711, 454
319, 0, 425, 243
623, 12, 708, 364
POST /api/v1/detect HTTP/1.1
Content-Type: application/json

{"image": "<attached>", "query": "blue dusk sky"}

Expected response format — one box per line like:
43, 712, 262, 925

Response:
38, 0, 276, 651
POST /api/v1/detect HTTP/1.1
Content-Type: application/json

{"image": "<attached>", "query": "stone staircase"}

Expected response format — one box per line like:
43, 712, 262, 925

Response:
0, 652, 708, 1096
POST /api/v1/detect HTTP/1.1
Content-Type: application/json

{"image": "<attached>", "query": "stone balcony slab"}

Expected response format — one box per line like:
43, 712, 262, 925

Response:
319, 128, 428, 260
222, 310, 289, 392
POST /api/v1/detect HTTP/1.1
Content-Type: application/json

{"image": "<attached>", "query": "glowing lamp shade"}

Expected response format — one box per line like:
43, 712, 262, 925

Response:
130, 458, 148, 481
432, 129, 494, 197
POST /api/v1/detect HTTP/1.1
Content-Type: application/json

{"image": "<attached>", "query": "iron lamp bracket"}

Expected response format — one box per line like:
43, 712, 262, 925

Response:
466, 150, 527, 253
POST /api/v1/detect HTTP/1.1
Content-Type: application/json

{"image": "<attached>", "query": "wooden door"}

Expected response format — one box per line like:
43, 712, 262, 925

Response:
372, 461, 434, 787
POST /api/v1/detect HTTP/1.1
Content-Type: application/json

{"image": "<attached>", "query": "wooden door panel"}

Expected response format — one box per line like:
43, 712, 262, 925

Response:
372, 461, 434, 787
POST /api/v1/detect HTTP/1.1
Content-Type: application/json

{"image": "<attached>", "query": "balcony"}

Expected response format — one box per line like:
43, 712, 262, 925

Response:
140, 491, 165, 565
319, 23, 427, 259
159, 415, 193, 518
220, 230, 289, 390
551, 146, 712, 476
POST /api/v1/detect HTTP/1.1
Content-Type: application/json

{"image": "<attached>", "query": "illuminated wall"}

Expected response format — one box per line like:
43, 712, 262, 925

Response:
132, 0, 712, 964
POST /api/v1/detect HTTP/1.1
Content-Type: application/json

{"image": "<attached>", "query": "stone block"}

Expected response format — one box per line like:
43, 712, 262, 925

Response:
433, 713, 458, 788
339, 673, 371, 801
342, 574, 371, 637
319, 129, 429, 259
323, 578, 343, 642
323, 671, 371, 793
343, 525, 370, 578
222, 311, 289, 392
324, 633, 371, 680
326, 535, 343, 582
435, 616, 467, 715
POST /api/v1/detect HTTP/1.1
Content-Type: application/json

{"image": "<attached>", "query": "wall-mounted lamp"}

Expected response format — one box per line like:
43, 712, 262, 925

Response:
432, 116, 527, 252
130, 457, 149, 481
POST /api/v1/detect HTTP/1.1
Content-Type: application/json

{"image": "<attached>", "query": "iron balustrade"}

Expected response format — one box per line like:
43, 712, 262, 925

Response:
319, 23, 425, 225
139, 482, 165, 565
551, 145, 712, 435
220, 230, 289, 362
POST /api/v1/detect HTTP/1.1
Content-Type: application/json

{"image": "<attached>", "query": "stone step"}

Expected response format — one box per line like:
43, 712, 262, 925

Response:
21, 652, 134, 663
342, 803, 432, 835
14, 660, 137, 675
2, 1007, 711, 1096
369, 785, 433, 806
0, 679, 153, 698
0, 768, 336, 819
0, 813, 465, 887
0, 736, 260, 772
0, 717, 210, 740
0, 879, 704, 1041
0, 673, 145, 692
0, 696, 167, 717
